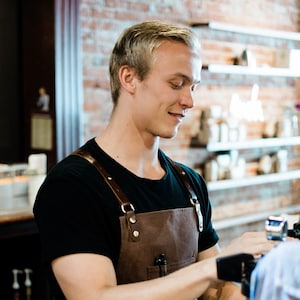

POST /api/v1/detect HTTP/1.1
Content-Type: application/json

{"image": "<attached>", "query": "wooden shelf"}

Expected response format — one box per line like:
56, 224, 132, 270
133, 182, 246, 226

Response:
213, 204, 300, 230
0, 206, 33, 220
205, 136, 300, 152
0, 206, 36, 240
190, 21, 300, 41
207, 169, 300, 191
203, 64, 300, 77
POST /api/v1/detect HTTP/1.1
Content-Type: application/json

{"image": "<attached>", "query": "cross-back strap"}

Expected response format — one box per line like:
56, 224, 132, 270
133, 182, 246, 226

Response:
72, 149, 136, 216
168, 159, 203, 232
72, 148, 203, 232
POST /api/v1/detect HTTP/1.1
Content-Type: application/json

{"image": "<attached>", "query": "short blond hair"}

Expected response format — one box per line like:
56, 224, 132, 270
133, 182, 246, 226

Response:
109, 20, 201, 105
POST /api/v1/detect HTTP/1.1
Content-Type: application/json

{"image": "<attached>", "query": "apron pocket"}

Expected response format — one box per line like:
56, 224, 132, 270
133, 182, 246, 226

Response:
146, 256, 196, 280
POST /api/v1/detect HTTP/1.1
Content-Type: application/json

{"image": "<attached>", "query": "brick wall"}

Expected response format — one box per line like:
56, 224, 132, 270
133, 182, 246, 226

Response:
80, 0, 300, 245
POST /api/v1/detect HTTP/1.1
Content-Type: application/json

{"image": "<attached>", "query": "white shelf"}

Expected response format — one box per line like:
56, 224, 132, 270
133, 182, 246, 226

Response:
206, 136, 300, 152
207, 170, 300, 191
191, 21, 300, 41
213, 204, 300, 230
206, 64, 300, 77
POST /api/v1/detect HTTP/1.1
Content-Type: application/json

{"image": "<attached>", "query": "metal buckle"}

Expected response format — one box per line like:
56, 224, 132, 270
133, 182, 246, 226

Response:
121, 202, 135, 214
190, 197, 204, 232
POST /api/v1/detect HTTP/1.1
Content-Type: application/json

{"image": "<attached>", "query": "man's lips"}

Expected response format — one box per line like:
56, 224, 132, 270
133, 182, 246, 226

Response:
168, 112, 185, 117
168, 112, 185, 123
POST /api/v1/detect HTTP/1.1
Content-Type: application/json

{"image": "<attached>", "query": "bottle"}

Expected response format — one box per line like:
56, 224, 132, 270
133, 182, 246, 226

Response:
291, 105, 299, 136
295, 103, 300, 136
277, 104, 298, 137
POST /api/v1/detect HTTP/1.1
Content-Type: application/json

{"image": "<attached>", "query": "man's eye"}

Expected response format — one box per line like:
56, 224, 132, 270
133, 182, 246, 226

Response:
170, 82, 183, 89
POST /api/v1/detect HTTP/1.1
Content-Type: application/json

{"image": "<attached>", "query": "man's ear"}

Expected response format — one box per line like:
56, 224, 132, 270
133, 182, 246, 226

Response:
118, 65, 136, 94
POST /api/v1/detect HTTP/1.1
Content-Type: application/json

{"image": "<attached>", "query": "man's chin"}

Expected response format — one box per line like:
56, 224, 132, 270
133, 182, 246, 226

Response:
159, 130, 178, 140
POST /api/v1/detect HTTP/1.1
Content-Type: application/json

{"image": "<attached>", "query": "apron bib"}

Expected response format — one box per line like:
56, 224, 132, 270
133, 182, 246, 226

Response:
117, 207, 199, 283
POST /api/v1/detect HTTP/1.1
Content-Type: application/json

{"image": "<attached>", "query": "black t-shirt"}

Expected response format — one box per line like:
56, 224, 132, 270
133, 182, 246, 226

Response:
33, 138, 218, 297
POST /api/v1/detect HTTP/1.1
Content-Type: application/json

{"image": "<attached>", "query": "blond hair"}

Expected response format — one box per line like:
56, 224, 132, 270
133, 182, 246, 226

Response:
109, 21, 201, 104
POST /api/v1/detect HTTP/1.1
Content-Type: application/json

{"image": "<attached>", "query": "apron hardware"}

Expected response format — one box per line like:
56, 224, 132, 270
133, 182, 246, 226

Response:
154, 253, 168, 277
169, 159, 204, 233
121, 202, 136, 224
190, 198, 204, 232
132, 230, 140, 238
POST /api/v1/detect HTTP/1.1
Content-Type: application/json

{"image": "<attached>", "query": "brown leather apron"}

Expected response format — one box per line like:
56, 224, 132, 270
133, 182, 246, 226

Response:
72, 149, 203, 284
117, 207, 199, 283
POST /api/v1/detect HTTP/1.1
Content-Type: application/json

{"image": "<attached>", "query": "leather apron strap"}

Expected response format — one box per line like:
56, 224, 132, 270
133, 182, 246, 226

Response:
72, 149, 203, 234
72, 149, 139, 238
168, 159, 203, 232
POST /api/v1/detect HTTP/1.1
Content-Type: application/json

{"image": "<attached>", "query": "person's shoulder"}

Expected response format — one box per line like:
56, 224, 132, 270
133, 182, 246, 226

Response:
174, 161, 199, 176
159, 149, 205, 185
47, 138, 98, 179
174, 161, 205, 185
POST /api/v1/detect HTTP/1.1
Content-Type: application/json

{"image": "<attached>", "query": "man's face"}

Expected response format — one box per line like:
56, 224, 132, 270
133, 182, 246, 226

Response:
132, 40, 202, 140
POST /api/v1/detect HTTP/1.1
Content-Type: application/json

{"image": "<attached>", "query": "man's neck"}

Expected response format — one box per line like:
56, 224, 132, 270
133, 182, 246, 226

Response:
95, 130, 164, 180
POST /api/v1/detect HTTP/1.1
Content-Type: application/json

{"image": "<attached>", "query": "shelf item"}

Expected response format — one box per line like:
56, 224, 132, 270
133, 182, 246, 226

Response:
190, 21, 300, 41
202, 137, 300, 190
205, 136, 300, 152
207, 169, 300, 191
213, 204, 300, 230
203, 64, 300, 77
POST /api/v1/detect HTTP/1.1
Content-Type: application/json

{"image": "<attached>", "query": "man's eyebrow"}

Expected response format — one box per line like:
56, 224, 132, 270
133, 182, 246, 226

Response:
171, 73, 195, 83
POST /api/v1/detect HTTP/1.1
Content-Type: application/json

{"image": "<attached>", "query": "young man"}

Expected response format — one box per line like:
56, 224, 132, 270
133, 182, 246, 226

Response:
34, 21, 274, 299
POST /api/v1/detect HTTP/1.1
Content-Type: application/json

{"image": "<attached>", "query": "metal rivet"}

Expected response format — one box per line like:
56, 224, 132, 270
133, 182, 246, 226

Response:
129, 216, 136, 224
133, 230, 139, 238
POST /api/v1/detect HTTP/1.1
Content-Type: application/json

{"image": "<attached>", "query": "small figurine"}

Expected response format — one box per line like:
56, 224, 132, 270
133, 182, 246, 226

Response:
36, 87, 50, 112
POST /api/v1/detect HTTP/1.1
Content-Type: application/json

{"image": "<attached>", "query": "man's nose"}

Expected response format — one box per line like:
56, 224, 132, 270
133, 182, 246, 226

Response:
180, 86, 194, 109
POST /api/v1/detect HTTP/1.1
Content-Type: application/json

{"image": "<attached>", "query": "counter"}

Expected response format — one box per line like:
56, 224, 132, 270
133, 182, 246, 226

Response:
0, 206, 37, 240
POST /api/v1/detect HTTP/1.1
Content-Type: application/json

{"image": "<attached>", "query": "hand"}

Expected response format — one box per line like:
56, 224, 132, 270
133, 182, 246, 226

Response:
220, 231, 275, 257
201, 282, 246, 300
